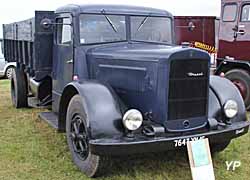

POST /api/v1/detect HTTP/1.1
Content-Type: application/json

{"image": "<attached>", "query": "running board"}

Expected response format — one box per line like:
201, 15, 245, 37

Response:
28, 97, 51, 109
39, 112, 58, 130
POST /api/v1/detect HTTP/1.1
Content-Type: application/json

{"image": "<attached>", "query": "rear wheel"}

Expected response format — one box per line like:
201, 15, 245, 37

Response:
5, 66, 15, 79
11, 68, 28, 108
225, 69, 250, 110
66, 95, 108, 177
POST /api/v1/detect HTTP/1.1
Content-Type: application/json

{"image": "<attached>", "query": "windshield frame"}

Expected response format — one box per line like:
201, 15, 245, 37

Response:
78, 13, 128, 45
129, 15, 174, 45
78, 13, 174, 46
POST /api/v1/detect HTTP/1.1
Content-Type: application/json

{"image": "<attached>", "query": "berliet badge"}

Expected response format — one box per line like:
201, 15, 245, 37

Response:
187, 72, 204, 77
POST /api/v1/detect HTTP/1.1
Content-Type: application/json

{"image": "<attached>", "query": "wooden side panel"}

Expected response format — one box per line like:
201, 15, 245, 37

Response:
3, 18, 34, 41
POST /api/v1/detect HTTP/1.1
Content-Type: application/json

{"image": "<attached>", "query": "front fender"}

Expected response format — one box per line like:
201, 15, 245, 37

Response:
215, 59, 250, 75
67, 81, 124, 139
209, 75, 247, 122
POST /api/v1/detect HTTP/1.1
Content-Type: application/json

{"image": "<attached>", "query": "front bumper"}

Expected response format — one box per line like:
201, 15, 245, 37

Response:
89, 121, 250, 156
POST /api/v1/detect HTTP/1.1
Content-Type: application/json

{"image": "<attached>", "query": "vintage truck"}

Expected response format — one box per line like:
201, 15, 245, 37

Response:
175, 0, 250, 110
216, 0, 250, 110
2, 4, 250, 177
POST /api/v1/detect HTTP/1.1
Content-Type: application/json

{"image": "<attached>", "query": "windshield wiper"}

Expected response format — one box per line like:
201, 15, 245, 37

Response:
101, 9, 118, 33
137, 15, 150, 32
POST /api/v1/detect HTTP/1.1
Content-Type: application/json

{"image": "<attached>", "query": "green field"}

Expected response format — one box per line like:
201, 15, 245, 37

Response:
0, 79, 249, 180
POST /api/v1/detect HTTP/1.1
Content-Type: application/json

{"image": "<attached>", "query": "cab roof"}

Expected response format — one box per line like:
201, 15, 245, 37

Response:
55, 4, 172, 17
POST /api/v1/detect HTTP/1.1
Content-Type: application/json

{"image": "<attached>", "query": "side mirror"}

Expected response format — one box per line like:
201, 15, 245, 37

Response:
40, 18, 72, 29
40, 18, 53, 29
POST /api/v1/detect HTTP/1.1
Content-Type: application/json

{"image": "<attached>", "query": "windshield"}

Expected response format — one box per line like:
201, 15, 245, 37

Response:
79, 14, 126, 44
79, 14, 172, 45
131, 16, 172, 43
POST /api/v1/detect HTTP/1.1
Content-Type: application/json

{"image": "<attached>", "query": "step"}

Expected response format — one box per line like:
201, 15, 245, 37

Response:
28, 97, 51, 109
39, 112, 58, 130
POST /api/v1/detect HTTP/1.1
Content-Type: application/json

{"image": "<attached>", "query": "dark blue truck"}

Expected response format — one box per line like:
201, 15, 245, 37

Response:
2, 4, 250, 177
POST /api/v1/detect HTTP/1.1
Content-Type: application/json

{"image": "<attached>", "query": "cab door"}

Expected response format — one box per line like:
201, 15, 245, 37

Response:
52, 14, 73, 112
235, 2, 250, 60
218, 2, 240, 59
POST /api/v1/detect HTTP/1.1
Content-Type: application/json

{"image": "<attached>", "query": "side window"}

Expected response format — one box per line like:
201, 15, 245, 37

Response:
56, 18, 72, 45
223, 4, 237, 22
241, 4, 250, 21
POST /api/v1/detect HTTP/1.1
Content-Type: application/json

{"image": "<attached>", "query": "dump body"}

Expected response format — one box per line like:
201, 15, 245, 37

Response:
3, 11, 54, 81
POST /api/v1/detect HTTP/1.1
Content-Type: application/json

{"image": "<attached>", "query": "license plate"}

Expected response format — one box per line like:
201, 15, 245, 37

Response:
174, 136, 205, 147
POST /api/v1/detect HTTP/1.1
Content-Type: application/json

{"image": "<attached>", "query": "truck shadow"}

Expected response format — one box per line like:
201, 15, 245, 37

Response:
102, 149, 191, 179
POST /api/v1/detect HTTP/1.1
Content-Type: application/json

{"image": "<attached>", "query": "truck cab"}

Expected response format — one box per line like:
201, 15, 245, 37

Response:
3, 4, 250, 177
215, 0, 250, 109
218, 0, 250, 60
173, 1, 250, 110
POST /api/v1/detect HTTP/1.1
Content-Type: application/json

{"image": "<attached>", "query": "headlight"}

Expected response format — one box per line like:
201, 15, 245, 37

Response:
224, 100, 238, 118
122, 109, 143, 131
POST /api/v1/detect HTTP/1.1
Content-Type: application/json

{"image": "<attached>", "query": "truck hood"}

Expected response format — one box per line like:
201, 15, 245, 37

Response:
86, 42, 209, 62
84, 41, 210, 126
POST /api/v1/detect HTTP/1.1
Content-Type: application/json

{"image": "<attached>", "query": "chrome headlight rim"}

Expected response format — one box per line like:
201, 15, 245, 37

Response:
224, 100, 238, 118
122, 109, 143, 131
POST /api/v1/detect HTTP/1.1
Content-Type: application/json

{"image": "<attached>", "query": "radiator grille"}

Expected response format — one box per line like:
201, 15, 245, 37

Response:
168, 59, 209, 120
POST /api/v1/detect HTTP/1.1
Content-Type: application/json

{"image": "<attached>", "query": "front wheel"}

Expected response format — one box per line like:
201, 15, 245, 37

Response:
225, 69, 250, 110
66, 95, 108, 177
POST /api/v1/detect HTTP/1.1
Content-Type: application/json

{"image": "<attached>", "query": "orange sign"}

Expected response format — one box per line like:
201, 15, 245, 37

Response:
193, 42, 217, 53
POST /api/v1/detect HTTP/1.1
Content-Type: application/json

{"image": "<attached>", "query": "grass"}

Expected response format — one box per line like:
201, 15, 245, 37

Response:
0, 79, 249, 180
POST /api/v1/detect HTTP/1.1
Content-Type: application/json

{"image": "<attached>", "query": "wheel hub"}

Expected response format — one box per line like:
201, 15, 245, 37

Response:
70, 115, 89, 160
6, 68, 14, 79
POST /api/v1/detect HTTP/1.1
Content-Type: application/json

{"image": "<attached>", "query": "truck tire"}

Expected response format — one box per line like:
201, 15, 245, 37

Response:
11, 68, 28, 108
66, 95, 108, 177
225, 69, 250, 110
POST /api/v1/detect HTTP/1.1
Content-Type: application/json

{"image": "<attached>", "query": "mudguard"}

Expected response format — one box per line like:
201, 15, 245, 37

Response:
209, 75, 247, 122
215, 59, 250, 75
64, 81, 124, 139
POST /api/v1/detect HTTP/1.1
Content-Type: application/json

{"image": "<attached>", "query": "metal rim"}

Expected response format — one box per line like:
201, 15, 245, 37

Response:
232, 79, 247, 99
70, 114, 89, 161
6, 67, 14, 79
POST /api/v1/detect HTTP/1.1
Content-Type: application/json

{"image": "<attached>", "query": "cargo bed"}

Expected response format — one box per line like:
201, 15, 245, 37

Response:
3, 11, 54, 81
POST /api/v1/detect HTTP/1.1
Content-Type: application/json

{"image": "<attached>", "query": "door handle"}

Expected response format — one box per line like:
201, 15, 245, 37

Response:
236, 30, 245, 35
66, 59, 73, 64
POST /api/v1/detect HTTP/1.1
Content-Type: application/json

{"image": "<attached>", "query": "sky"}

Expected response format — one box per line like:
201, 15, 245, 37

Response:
0, 0, 221, 38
